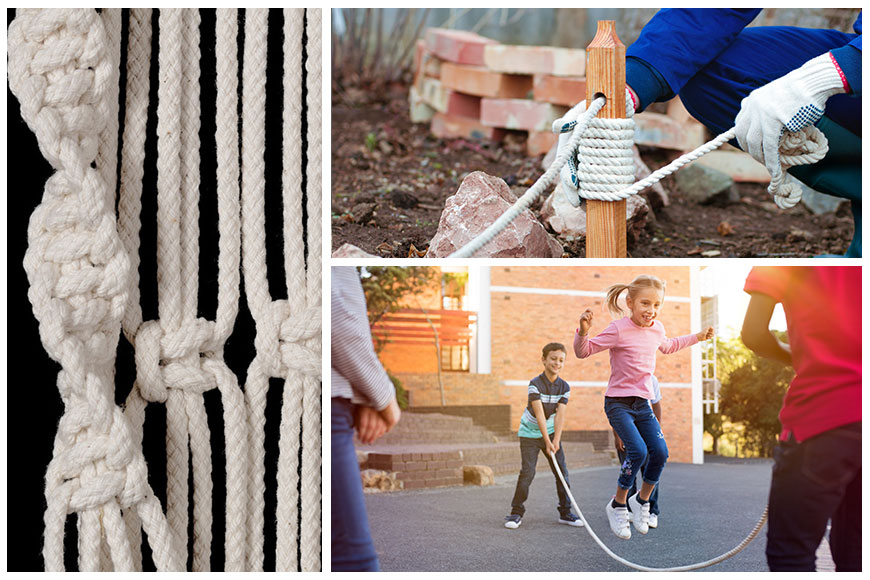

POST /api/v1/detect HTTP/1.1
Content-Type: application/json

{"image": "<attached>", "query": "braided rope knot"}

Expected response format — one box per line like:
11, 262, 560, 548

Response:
135, 318, 225, 402
769, 126, 829, 209
263, 300, 322, 379
49, 405, 150, 513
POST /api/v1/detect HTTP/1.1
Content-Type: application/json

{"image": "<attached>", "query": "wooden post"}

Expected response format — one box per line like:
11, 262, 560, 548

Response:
585, 21, 627, 258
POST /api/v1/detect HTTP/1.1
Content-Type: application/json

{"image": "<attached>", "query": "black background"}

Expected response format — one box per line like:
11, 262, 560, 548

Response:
7, 8, 314, 571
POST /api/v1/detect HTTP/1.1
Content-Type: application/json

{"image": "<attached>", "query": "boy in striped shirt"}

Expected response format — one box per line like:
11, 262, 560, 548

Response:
505, 343, 583, 529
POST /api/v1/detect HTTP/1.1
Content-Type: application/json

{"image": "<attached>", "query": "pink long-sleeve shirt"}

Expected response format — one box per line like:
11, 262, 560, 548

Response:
574, 316, 698, 399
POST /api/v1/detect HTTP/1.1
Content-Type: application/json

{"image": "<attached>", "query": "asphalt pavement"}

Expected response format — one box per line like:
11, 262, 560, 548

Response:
365, 457, 775, 572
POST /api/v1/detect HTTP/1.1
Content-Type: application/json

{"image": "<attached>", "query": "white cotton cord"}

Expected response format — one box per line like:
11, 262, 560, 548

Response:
549, 452, 767, 572
8, 8, 182, 572
180, 8, 202, 330
301, 8, 323, 572
450, 96, 607, 257
577, 117, 636, 201
215, 9, 248, 572
767, 126, 828, 208
240, 7, 271, 571
118, 8, 152, 346
277, 8, 305, 573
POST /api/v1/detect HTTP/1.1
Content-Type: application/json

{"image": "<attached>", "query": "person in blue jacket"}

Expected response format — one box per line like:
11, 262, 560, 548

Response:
562, 9, 862, 257
627, 9, 861, 257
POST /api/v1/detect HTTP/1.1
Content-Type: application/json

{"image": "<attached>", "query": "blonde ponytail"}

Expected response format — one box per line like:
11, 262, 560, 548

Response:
605, 275, 666, 317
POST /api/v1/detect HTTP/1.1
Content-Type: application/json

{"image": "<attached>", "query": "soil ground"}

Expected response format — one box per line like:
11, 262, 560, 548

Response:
331, 84, 853, 258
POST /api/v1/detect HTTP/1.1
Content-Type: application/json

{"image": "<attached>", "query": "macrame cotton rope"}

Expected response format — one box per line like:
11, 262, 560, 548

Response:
241, 8, 323, 573
8, 8, 183, 572
449, 91, 829, 258
11, 8, 322, 571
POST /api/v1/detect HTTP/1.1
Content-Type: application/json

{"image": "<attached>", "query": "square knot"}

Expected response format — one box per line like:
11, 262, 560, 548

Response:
134, 318, 223, 402
259, 300, 321, 379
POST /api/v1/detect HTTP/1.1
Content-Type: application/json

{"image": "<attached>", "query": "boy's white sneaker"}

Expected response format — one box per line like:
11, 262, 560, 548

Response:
605, 498, 631, 540
504, 514, 522, 529
628, 493, 650, 534
648, 512, 658, 529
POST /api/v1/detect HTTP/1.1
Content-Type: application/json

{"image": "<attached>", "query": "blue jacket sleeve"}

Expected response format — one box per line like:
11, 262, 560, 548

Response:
626, 9, 762, 109
831, 11, 862, 94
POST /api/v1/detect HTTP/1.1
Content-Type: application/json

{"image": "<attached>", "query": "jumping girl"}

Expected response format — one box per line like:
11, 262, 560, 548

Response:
574, 275, 713, 540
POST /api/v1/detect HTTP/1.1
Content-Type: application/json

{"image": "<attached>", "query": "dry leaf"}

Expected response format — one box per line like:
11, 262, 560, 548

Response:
717, 221, 735, 236
407, 244, 427, 258
687, 247, 703, 255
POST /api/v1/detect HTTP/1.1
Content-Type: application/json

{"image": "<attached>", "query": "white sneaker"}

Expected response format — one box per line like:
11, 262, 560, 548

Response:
648, 513, 658, 529
628, 493, 650, 534
605, 498, 631, 540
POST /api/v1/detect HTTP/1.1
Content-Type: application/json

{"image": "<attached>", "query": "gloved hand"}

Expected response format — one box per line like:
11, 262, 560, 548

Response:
552, 89, 635, 207
734, 52, 847, 188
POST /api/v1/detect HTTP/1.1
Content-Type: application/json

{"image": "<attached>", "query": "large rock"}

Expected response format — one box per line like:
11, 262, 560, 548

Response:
360, 469, 402, 492
541, 183, 650, 242
675, 163, 739, 205
427, 171, 564, 257
632, 145, 669, 209
332, 243, 378, 258
796, 180, 847, 215
463, 465, 495, 486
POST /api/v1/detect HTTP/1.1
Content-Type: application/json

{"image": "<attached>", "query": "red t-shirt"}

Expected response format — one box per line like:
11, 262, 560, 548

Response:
744, 266, 861, 442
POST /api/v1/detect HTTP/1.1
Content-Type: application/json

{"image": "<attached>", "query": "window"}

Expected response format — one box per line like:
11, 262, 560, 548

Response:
441, 344, 469, 372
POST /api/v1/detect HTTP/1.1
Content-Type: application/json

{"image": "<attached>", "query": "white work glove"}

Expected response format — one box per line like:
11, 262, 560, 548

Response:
553, 89, 635, 207
734, 53, 846, 197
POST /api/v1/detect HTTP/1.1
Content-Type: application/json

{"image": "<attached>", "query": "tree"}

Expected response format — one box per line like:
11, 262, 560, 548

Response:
718, 332, 794, 458
704, 412, 725, 455
358, 266, 440, 408
358, 266, 438, 335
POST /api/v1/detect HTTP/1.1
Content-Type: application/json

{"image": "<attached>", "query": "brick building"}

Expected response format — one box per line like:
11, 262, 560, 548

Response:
376, 265, 716, 464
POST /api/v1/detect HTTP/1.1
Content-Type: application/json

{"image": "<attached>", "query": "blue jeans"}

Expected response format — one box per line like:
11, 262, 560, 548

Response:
678, 26, 862, 257
510, 436, 573, 517
766, 422, 861, 572
331, 398, 380, 572
617, 447, 660, 515
604, 397, 668, 490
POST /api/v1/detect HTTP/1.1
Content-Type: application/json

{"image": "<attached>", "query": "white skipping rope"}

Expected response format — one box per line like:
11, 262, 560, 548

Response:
449, 96, 828, 258
549, 451, 768, 572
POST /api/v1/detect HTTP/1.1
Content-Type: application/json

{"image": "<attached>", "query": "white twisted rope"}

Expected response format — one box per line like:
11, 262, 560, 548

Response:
450, 92, 829, 257
119, 8, 246, 572
550, 452, 767, 572
301, 8, 324, 572
8, 8, 183, 572
241, 8, 323, 572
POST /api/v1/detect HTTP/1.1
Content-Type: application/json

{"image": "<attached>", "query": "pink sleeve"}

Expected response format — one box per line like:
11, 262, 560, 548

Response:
574, 322, 619, 358
659, 332, 699, 354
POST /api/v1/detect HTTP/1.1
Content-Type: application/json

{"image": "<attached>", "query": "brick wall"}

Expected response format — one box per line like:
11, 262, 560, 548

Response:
409, 404, 512, 435
367, 450, 464, 490
379, 343, 440, 374
489, 266, 697, 463
395, 372, 501, 407
561, 429, 613, 451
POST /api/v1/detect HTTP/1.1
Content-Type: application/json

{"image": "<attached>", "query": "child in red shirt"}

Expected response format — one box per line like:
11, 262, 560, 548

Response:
742, 266, 861, 572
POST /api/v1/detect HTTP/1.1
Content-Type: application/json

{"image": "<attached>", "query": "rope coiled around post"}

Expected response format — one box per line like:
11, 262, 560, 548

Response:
449, 93, 829, 258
